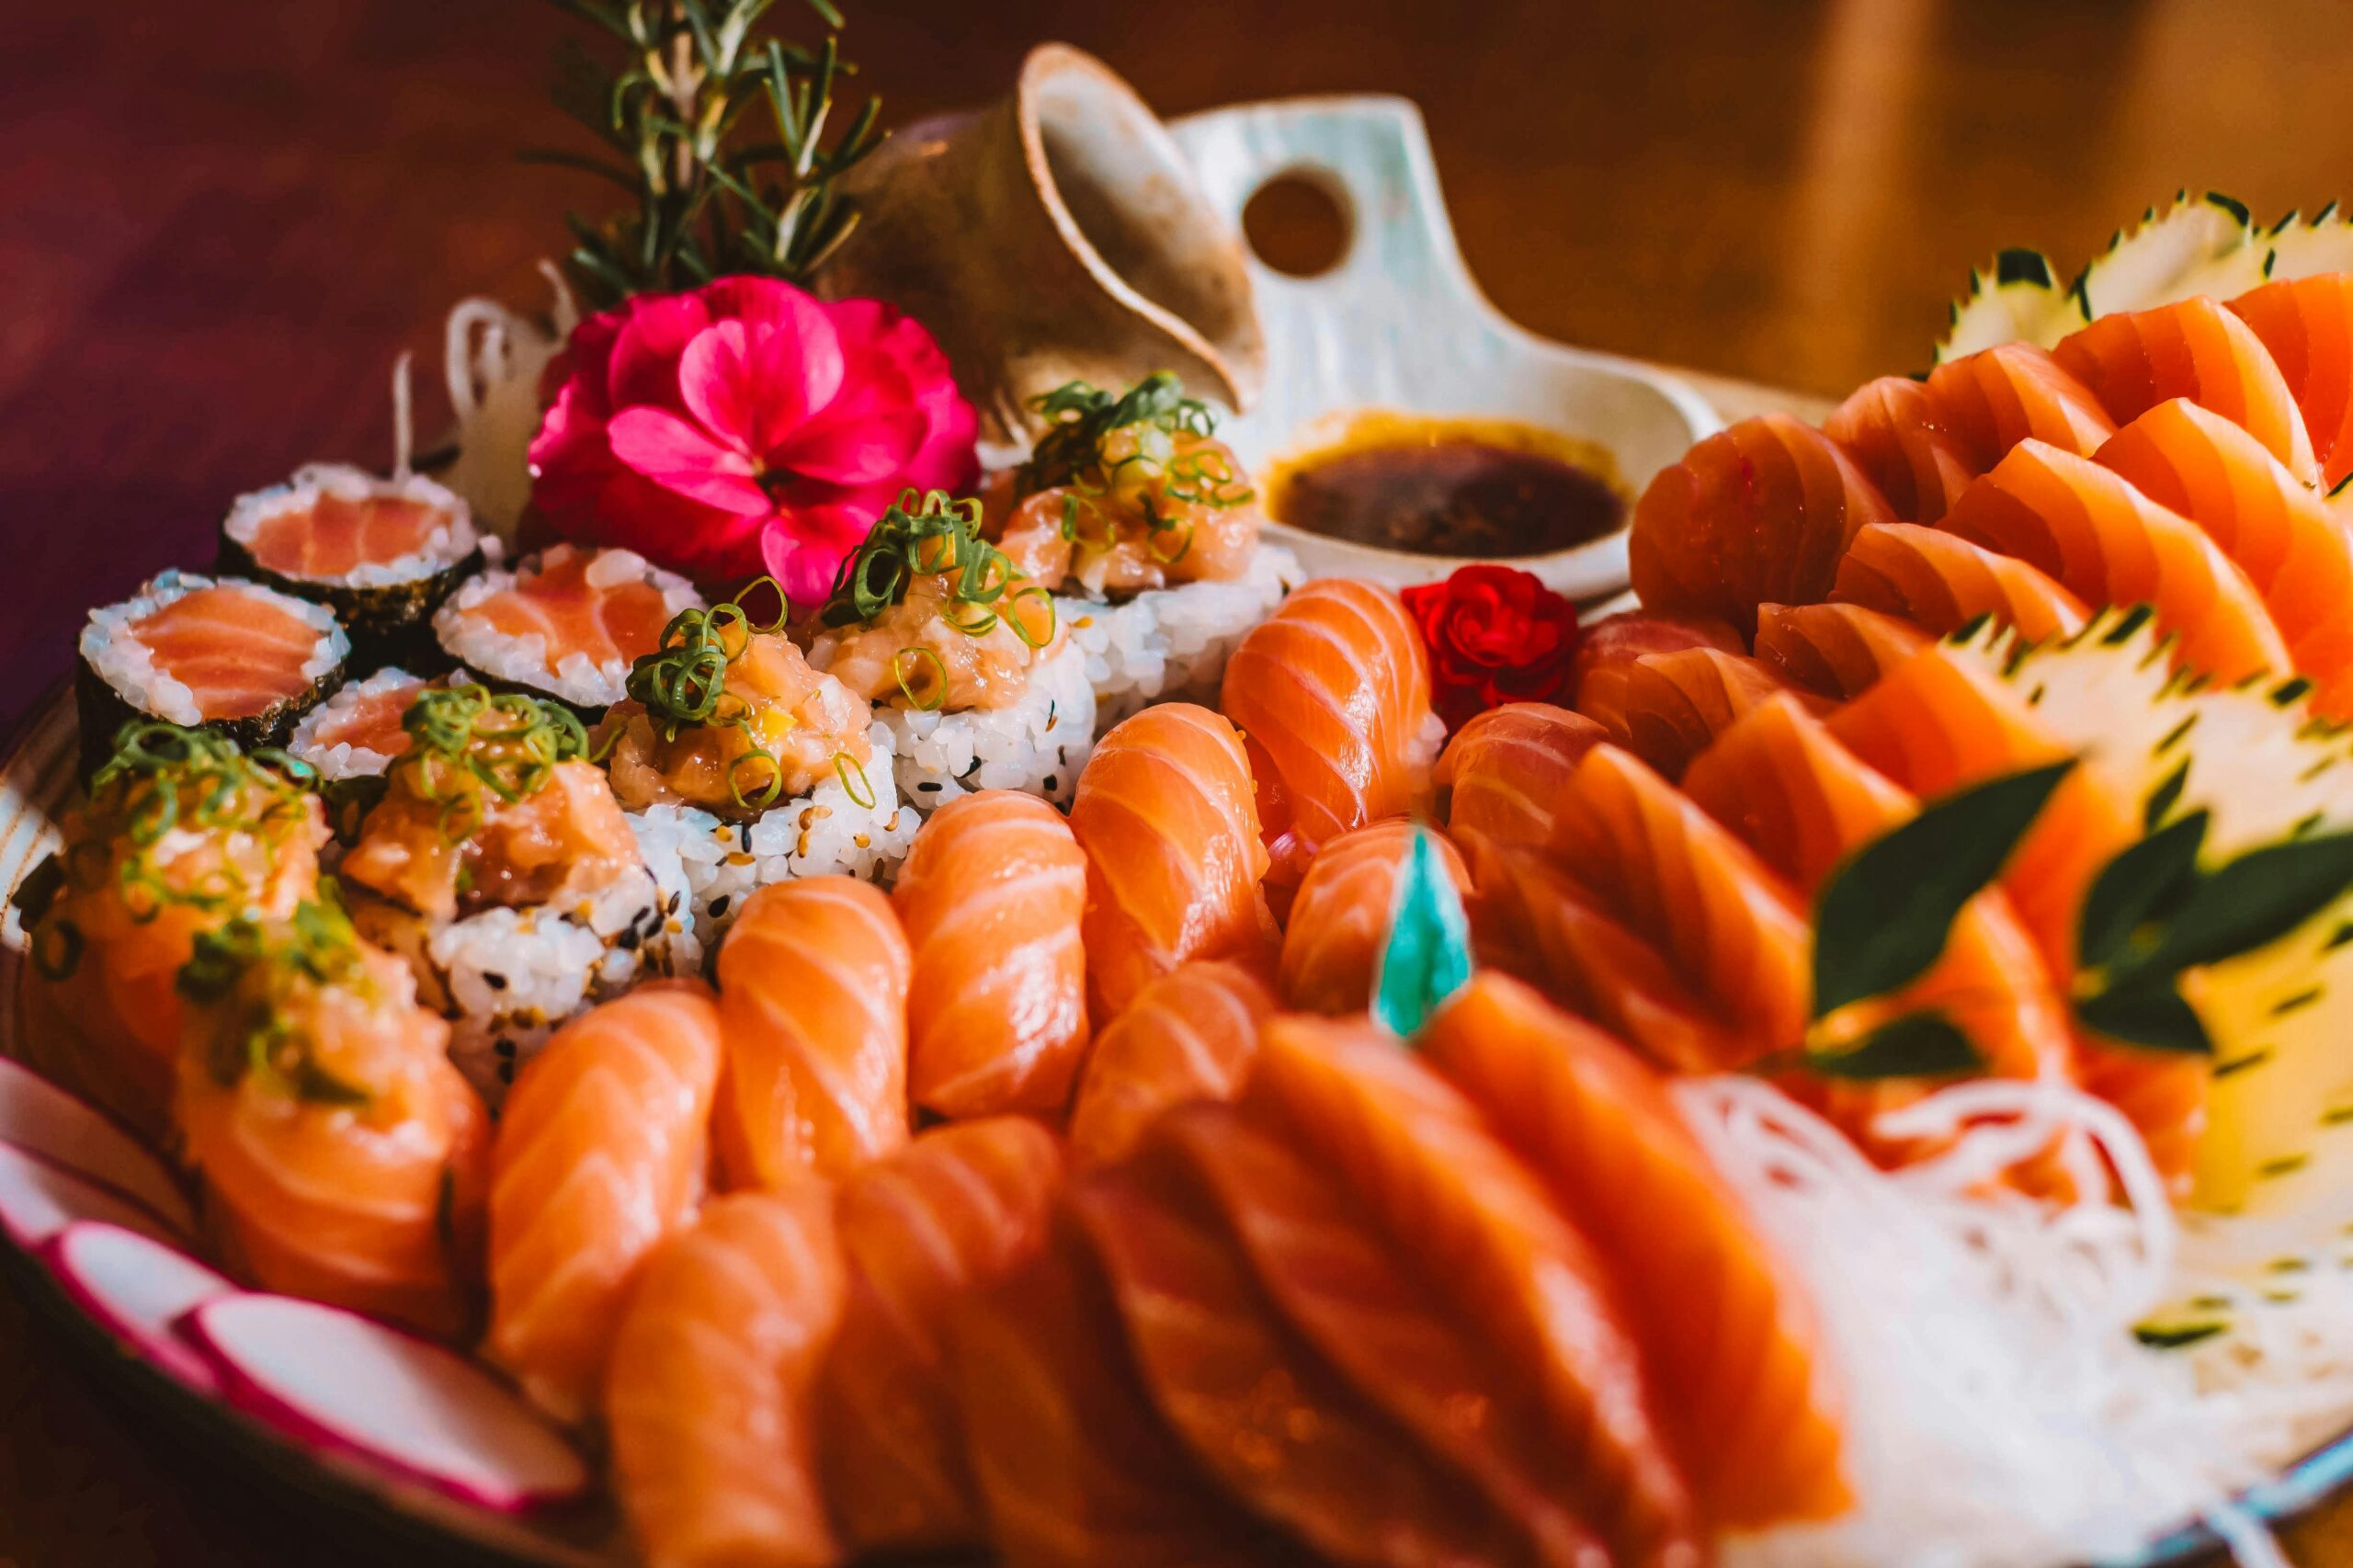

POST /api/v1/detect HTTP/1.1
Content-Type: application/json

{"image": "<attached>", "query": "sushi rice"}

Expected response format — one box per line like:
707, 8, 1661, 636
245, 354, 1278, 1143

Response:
434, 543, 703, 710
858, 640, 1097, 813
1060, 543, 1303, 732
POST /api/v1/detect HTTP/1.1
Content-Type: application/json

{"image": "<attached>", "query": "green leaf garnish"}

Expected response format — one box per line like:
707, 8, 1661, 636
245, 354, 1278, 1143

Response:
1373, 828, 1473, 1040
2132, 828, 2353, 976
2133, 1321, 2225, 1350
1803, 1009, 1984, 1081
1811, 761, 2075, 1017
2077, 809, 2208, 971
2074, 974, 2214, 1055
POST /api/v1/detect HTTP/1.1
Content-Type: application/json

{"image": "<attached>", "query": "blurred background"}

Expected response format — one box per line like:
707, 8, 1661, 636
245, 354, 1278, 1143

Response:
4, 1, 2353, 1561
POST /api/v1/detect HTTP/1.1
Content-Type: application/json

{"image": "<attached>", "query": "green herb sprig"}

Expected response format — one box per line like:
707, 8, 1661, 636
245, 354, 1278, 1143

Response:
534, 0, 883, 306
401, 686, 588, 843
179, 895, 375, 1108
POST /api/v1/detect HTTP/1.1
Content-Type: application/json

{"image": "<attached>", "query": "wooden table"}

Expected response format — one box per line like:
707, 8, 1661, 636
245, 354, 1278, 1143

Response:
6, 0, 2353, 1560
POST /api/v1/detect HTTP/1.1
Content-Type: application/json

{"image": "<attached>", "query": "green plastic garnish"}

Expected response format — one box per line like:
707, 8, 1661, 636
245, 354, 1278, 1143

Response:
1373, 826, 1474, 1040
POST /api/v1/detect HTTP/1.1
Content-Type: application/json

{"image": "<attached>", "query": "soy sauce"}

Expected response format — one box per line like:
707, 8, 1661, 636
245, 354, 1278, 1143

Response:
1266, 413, 1628, 559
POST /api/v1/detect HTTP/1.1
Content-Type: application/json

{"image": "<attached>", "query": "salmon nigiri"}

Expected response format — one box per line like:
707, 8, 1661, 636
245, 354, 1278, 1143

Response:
1923, 341, 2117, 469
2230, 270, 2353, 487
1831, 522, 2090, 642
1582, 646, 1826, 780
2053, 296, 2320, 483
1753, 601, 1932, 699
818, 1119, 1064, 1554
1279, 820, 1472, 1014
487, 982, 722, 1424
605, 1187, 847, 1568
1432, 701, 1606, 854
1423, 972, 1849, 1528
713, 878, 911, 1189
1824, 375, 1975, 521
1630, 414, 1894, 636
1068, 703, 1273, 1021
953, 1214, 1292, 1568
1219, 579, 1437, 907
1940, 438, 2292, 684
2097, 397, 2353, 715
176, 903, 489, 1338
894, 790, 1090, 1119
1066, 960, 1277, 1168
1243, 1015, 1701, 1564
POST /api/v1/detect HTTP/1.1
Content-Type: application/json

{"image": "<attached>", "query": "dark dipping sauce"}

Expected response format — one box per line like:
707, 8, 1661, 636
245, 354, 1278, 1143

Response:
1267, 414, 1629, 558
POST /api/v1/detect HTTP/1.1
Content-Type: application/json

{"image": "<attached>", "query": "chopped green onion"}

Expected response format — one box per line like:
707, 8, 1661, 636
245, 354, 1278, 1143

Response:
892, 646, 949, 711
835, 752, 877, 809
1006, 585, 1057, 648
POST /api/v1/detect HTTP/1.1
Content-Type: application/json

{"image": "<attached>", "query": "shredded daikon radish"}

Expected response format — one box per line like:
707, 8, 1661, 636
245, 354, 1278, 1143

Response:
438, 263, 579, 542
1677, 1077, 2353, 1568
390, 350, 415, 479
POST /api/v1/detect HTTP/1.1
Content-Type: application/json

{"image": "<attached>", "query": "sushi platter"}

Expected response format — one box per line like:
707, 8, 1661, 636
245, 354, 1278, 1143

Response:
18, 4, 2353, 1562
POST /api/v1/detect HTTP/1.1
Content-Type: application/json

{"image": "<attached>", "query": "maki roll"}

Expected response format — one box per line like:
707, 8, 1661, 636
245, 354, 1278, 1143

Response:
433, 542, 703, 719
76, 570, 348, 778
219, 463, 481, 671
285, 665, 433, 784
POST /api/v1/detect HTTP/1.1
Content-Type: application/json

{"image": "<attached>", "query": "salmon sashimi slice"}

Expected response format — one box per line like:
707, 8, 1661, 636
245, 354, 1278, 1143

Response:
713, 878, 911, 1188
1630, 413, 1895, 636
487, 982, 723, 1425
1219, 579, 1437, 905
1823, 375, 1976, 521
818, 1119, 1064, 1554
1583, 645, 1827, 780
1754, 601, 1932, 699
244, 492, 450, 580
2053, 296, 2321, 483
1831, 522, 2090, 643
1461, 831, 1750, 1074
1279, 820, 1471, 1016
1067, 959, 1277, 1169
606, 1187, 847, 1568
131, 584, 327, 720
1074, 1151, 1546, 1568
1423, 973, 1850, 1528
2097, 396, 2353, 716
1940, 438, 2292, 684
952, 1216, 1294, 1568
1245, 1015, 1702, 1566
893, 790, 1090, 1119
1923, 341, 2118, 470
1069, 703, 1274, 1021
1573, 610, 1745, 700
1824, 646, 2208, 1192
2230, 270, 2353, 488
1433, 701, 1607, 855
460, 544, 677, 680
1151, 1105, 1618, 1565
1549, 744, 1813, 1061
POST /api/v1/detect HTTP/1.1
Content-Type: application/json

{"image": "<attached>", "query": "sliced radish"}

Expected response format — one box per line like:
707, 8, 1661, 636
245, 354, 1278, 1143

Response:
181, 1295, 590, 1512
0, 1058, 193, 1233
42, 1221, 234, 1391
0, 1141, 186, 1250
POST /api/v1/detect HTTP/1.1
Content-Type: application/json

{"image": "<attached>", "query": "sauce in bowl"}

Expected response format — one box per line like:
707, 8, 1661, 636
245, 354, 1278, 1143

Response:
1263, 412, 1629, 559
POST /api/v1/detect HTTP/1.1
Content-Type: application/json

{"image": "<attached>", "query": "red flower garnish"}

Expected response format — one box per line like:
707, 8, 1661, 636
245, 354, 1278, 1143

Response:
1401, 565, 1582, 733
528, 277, 980, 606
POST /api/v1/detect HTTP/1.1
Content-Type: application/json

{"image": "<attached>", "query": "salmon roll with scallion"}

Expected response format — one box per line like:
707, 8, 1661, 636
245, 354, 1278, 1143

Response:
218, 463, 482, 672
433, 542, 703, 720
75, 570, 348, 778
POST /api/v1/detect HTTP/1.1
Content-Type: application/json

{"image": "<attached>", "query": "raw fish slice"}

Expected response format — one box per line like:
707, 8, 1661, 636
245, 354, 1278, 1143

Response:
304, 670, 426, 759
2230, 271, 2353, 487
1831, 522, 2090, 642
1824, 375, 1975, 521
131, 585, 327, 721
893, 790, 1090, 1119
1245, 1016, 1701, 1566
1067, 960, 1276, 1168
606, 1187, 847, 1568
1754, 602, 1932, 699
1923, 342, 2117, 469
1940, 438, 2292, 684
953, 1216, 1293, 1568
1586, 646, 1825, 779
1630, 413, 1894, 636
1074, 1153, 1545, 1568
2053, 297, 2320, 482
1423, 973, 1849, 1528
465, 546, 676, 674
1433, 702, 1606, 855
1550, 744, 1813, 1058
1154, 1106, 1616, 1565
246, 493, 447, 580
713, 878, 911, 1188
818, 1119, 1063, 1554
488, 983, 723, 1425
1824, 646, 2207, 1193
1220, 579, 1436, 904
2097, 397, 2353, 716
1461, 832, 1748, 1073
1573, 610, 1745, 699
1069, 703, 1274, 1021
1280, 820, 1471, 1015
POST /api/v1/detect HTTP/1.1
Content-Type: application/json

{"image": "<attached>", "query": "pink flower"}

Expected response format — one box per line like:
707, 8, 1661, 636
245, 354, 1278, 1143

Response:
529, 277, 980, 606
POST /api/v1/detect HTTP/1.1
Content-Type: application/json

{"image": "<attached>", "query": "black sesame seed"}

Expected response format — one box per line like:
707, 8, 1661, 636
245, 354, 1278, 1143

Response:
739, 824, 753, 852
917, 781, 942, 793
666, 892, 683, 915
618, 926, 642, 950
494, 1038, 517, 1059
709, 895, 731, 919
483, 971, 508, 991
499, 1061, 517, 1084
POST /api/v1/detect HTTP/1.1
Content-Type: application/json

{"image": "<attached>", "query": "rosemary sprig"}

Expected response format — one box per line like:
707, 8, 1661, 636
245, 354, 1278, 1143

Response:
533, 0, 884, 307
